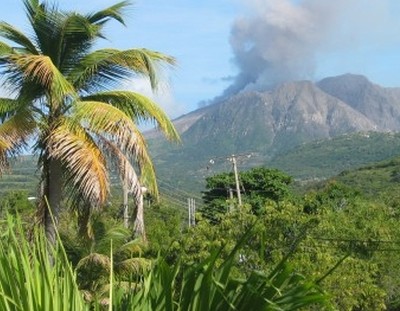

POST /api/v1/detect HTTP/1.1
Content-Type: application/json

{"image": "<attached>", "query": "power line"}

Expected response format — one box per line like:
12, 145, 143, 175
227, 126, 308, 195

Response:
157, 179, 204, 201
208, 153, 254, 209
312, 237, 400, 244
159, 191, 205, 212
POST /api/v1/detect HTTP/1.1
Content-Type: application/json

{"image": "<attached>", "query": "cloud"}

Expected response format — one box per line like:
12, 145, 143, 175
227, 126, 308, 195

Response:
202, 75, 235, 85
221, 0, 400, 97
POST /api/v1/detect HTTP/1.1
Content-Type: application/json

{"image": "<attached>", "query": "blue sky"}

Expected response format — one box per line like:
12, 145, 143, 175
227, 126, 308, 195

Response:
1, 0, 400, 119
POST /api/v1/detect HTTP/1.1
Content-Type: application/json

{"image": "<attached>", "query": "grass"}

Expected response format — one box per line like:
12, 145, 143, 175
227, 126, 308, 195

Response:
0, 216, 89, 311
0, 215, 327, 310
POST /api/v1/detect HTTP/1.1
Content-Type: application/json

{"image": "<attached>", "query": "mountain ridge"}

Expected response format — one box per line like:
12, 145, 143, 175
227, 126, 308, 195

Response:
149, 74, 400, 153
149, 73, 400, 141
147, 73, 400, 190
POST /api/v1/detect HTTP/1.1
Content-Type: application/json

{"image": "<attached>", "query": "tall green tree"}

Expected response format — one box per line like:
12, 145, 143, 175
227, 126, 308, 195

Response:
0, 0, 178, 244
202, 167, 293, 219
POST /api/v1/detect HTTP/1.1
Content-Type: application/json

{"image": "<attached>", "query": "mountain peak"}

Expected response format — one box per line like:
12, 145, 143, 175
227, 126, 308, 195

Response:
317, 74, 400, 130
148, 73, 400, 162
318, 73, 371, 86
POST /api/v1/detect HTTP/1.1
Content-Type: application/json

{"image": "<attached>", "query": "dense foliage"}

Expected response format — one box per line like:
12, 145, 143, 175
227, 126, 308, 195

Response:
2, 158, 400, 309
202, 167, 293, 218
175, 181, 400, 310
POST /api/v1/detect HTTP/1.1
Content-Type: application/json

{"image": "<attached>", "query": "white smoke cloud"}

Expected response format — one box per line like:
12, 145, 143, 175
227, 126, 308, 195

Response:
222, 0, 400, 97
223, 0, 343, 95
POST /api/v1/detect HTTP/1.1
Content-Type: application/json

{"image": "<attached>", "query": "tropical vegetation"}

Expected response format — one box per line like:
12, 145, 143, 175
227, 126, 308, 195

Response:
1, 0, 400, 311
4, 165, 400, 310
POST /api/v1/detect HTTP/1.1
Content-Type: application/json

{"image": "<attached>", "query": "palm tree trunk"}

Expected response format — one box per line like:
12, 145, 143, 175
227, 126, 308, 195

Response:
133, 189, 146, 242
122, 177, 130, 228
42, 157, 63, 246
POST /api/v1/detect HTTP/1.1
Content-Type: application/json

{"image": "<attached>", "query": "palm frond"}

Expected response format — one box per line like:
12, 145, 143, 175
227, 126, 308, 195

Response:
0, 22, 38, 54
0, 107, 36, 171
84, 91, 180, 141
115, 239, 146, 258
24, 0, 63, 56
139, 159, 158, 198
0, 41, 13, 56
99, 137, 142, 204
0, 41, 14, 58
77, 252, 111, 273
23, 0, 40, 24
5, 54, 76, 104
87, 1, 131, 26
54, 13, 101, 72
69, 48, 175, 92
138, 49, 176, 89
0, 98, 22, 120
73, 100, 159, 196
72, 100, 144, 153
47, 120, 109, 207
115, 258, 151, 276
98, 226, 131, 252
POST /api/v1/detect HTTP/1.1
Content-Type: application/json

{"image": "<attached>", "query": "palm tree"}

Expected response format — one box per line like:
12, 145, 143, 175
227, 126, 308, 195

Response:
0, 0, 179, 244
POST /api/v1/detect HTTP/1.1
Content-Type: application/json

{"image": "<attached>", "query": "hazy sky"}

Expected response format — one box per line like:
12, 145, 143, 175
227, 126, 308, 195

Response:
1, 0, 400, 119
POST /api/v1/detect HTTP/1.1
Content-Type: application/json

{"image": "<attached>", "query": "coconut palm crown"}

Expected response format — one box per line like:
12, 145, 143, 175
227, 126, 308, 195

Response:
0, 0, 179, 243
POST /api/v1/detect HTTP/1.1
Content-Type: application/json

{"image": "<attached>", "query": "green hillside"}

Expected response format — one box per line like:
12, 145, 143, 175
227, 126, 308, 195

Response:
0, 156, 39, 195
332, 156, 400, 198
4, 131, 400, 197
270, 131, 400, 179
149, 131, 400, 192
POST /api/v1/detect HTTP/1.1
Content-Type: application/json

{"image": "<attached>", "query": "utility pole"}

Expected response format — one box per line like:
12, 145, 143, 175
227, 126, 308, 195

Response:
192, 199, 196, 226
230, 155, 242, 207
228, 188, 234, 212
188, 198, 191, 227
188, 198, 196, 227
208, 152, 253, 210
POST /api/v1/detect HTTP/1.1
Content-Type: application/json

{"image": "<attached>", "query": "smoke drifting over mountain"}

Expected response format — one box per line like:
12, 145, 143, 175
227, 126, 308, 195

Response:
219, 0, 400, 100
221, 0, 342, 96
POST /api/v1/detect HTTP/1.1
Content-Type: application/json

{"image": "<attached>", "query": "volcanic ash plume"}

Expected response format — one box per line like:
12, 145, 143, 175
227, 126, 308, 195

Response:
222, 0, 344, 97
